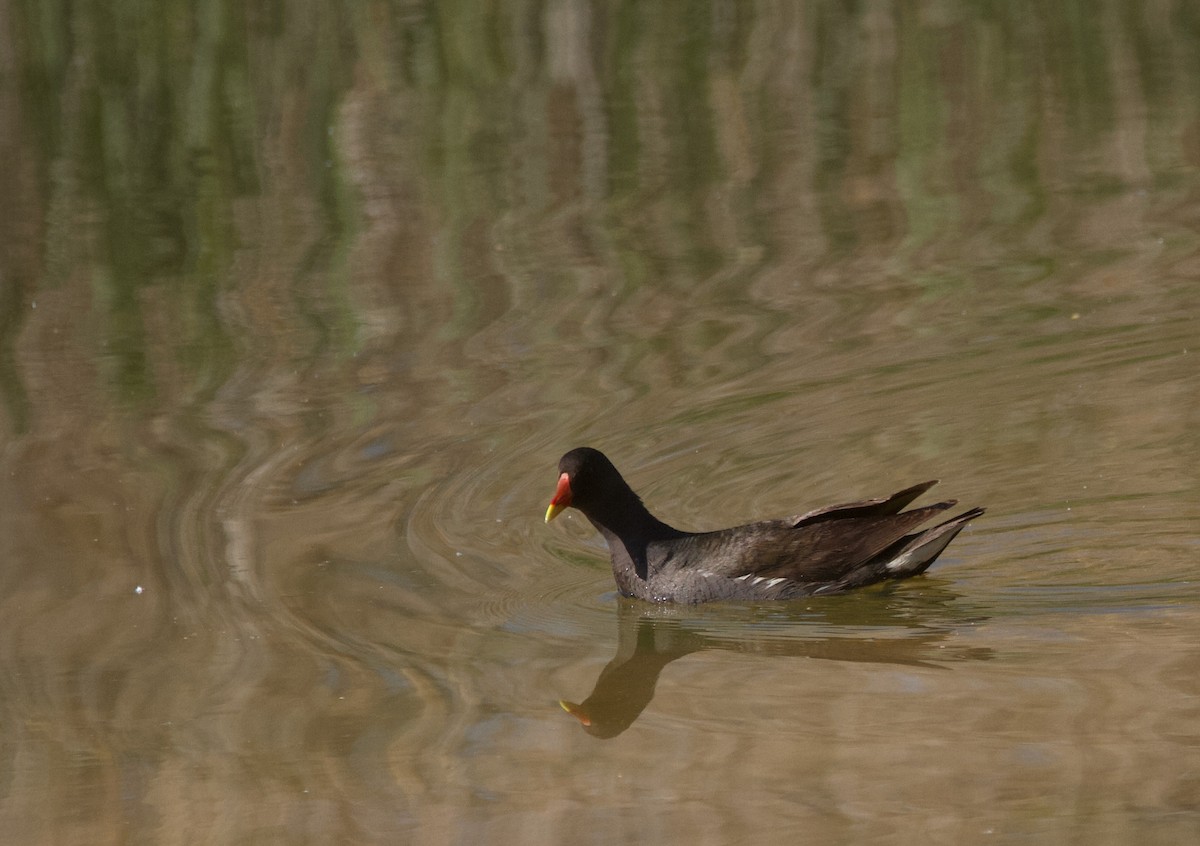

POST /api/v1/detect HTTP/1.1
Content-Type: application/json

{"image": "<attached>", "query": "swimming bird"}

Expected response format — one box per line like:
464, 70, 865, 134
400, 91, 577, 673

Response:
544, 447, 983, 604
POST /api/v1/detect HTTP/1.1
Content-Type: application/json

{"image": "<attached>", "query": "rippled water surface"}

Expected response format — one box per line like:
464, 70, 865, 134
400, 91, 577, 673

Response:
2, 2, 1199, 843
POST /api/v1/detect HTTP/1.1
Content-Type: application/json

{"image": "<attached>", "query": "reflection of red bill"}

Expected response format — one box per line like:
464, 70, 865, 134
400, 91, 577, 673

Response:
558, 699, 591, 727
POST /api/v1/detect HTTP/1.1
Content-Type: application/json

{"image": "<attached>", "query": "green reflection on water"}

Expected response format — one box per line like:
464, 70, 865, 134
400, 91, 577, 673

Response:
6, 0, 1198, 414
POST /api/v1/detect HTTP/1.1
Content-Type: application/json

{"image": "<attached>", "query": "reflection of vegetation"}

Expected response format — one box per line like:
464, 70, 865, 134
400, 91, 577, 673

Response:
11, 1, 260, 405
0, 274, 29, 433
2, 0, 1199, 415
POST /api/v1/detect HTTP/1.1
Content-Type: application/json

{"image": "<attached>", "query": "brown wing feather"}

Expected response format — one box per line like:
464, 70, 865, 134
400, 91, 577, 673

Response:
657, 496, 958, 585
756, 501, 956, 582
790, 480, 940, 526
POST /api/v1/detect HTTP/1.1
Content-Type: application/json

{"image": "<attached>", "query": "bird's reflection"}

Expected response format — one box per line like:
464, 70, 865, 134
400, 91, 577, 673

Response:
559, 580, 992, 738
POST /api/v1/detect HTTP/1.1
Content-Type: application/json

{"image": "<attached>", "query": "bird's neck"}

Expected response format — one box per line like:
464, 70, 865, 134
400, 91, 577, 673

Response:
584, 489, 680, 543
582, 494, 684, 588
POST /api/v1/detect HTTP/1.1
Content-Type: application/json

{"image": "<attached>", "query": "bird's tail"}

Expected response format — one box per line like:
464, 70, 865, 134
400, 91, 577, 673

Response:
883, 507, 986, 577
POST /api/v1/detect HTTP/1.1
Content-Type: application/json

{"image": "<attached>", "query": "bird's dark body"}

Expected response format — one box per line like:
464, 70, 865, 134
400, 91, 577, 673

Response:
548, 448, 984, 604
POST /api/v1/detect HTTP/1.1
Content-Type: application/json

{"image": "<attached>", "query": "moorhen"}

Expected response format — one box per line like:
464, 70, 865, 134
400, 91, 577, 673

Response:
544, 447, 984, 604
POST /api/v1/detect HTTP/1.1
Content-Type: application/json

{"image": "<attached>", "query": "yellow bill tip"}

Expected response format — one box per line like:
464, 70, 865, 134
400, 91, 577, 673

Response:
545, 473, 572, 523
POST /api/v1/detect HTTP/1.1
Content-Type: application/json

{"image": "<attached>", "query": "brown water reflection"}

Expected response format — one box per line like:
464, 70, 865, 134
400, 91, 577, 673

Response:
2, 0, 1200, 843
559, 591, 993, 739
